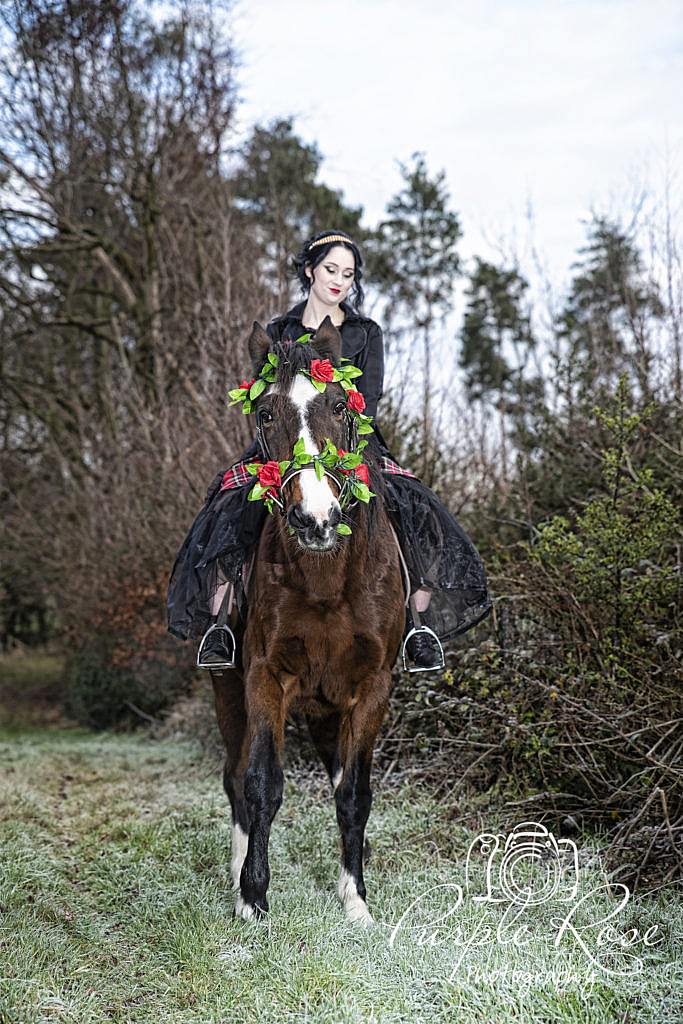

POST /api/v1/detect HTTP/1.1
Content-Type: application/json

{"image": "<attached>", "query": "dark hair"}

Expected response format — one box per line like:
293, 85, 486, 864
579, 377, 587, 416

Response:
292, 230, 365, 311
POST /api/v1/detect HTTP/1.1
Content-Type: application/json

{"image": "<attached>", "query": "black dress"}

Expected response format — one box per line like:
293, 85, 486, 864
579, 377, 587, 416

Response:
167, 299, 492, 642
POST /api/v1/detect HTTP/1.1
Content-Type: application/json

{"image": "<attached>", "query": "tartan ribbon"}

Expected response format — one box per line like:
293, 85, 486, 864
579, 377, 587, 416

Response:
219, 455, 416, 492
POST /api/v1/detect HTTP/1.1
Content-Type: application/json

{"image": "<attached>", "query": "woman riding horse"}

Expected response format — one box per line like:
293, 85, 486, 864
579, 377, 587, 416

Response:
167, 230, 491, 669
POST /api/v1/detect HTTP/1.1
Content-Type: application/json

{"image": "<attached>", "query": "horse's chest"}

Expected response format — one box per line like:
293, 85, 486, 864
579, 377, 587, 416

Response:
265, 601, 379, 703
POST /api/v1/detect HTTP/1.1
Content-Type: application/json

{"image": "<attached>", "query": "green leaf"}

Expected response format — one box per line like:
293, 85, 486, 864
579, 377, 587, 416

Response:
357, 421, 374, 434
267, 352, 279, 366
278, 460, 290, 475
336, 523, 353, 535
351, 482, 371, 503
246, 462, 262, 475
242, 399, 253, 415
314, 459, 324, 481
228, 387, 247, 401
248, 483, 267, 501
249, 378, 267, 399
341, 452, 361, 469
295, 332, 311, 344
310, 377, 326, 393
342, 365, 362, 379
293, 436, 306, 458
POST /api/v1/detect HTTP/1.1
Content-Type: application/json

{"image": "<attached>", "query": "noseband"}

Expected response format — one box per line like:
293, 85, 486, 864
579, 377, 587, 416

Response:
256, 408, 360, 517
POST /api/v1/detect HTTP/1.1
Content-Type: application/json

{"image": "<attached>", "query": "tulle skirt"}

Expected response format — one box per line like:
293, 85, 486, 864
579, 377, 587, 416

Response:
167, 429, 492, 643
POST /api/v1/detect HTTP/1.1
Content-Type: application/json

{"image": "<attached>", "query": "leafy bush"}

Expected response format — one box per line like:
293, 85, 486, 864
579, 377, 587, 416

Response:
61, 577, 195, 730
375, 378, 683, 886
63, 633, 193, 730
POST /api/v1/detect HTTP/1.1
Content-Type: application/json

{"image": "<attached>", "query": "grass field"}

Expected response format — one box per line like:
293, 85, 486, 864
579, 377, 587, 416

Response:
0, 662, 682, 1023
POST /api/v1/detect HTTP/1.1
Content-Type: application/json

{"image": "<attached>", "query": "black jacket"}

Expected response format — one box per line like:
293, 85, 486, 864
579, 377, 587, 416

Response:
265, 298, 385, 420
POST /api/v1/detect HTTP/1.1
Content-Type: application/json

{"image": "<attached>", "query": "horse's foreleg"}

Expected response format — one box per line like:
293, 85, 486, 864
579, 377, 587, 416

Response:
335, 687, 389, 927
212, 673, 251, 893
236, 669, 285, 922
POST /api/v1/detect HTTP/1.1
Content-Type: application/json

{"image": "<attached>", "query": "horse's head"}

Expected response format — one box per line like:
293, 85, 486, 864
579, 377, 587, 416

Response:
248, 316, 356, 553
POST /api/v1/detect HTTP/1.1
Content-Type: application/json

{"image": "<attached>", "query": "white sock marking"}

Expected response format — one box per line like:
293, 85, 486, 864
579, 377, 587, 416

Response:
234, 893, 256, 921
338, 866, 374, 927
231, 822, 249, 892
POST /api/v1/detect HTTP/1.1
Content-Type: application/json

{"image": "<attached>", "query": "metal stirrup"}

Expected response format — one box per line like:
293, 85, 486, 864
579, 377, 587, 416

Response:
401, 624, 445, 673
196, 622, 237, 671
401, 592, 445, 673
197, 580, 237, 671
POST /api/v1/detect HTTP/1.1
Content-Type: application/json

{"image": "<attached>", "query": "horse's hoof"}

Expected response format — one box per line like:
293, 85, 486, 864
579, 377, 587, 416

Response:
234, 894, 267, 922
346, 903, 374, 928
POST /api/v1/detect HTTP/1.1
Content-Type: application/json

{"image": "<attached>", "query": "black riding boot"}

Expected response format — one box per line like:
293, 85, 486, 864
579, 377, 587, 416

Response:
401, 603, 445, 672
197, 616, 237, 670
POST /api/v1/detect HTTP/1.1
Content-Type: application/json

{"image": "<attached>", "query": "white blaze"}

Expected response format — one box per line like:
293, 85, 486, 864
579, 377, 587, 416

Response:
287, 374, 339, 524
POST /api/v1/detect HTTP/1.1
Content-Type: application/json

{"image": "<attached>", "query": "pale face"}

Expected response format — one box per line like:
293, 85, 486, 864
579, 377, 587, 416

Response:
305, 244, 355, 306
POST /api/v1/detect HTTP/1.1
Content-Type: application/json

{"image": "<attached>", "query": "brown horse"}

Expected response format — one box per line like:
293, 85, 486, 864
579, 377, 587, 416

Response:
212, 317, 405, 927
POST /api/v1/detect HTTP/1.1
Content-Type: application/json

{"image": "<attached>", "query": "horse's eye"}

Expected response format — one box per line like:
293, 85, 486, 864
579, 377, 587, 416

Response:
260, 409, 273, 425
333, 401, 346, 415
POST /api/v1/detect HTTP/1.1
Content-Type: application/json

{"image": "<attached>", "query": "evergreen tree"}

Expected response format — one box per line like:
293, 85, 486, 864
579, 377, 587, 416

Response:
371, 152, 462, 482
459, 258, 539, 484
233, 117, 364, 310
556, 214, 664, 406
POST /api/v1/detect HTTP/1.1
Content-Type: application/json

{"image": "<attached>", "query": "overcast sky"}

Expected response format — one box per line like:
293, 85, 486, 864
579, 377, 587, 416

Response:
228, 0, 683, 293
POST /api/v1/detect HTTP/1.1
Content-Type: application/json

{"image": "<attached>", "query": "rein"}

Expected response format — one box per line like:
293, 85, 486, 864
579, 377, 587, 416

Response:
256, 408, 360, 517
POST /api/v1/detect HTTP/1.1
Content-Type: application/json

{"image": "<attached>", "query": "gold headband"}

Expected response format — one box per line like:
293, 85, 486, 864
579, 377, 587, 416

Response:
308, 234, 355, 250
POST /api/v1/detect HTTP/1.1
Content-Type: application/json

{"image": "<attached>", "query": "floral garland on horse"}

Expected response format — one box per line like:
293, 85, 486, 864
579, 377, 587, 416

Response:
227, 335, 376, 529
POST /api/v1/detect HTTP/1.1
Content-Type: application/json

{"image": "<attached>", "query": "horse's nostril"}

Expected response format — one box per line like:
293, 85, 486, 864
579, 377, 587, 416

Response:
287, 504, 316, 532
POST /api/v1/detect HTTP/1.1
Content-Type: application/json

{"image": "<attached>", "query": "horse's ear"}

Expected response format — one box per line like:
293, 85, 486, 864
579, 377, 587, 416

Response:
312, 315, 342, 365
248, 321, 271, 368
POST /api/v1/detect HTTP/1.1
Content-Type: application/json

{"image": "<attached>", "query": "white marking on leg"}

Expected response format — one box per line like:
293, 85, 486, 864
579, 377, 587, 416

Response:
231, 822, 249, 892
234, 893, 256, 921
332, 766, 343, 792
338, 866, 374, 927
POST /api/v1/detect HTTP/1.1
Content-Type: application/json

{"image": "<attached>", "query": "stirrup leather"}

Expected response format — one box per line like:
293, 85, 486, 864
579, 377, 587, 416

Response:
196, 623, 237, 670
401, 625, 445, 673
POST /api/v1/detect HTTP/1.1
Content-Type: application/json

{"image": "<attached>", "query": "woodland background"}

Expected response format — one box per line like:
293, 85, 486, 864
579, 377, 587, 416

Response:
0, 0, 681, 886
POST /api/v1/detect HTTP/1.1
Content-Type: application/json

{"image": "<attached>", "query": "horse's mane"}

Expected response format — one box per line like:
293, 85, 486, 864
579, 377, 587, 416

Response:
268, 339, 388, 545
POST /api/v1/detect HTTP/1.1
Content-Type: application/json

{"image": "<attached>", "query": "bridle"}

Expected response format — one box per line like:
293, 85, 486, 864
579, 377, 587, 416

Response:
255, 406, 360, 517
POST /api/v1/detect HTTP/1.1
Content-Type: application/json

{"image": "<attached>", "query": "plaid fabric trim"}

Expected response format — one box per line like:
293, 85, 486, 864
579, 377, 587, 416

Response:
220, 461, 259, 491
380, 456, 417, 478
219, 455, 417, 492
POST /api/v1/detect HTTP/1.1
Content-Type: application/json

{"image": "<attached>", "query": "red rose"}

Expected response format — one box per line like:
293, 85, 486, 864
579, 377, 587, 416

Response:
346, 389, 366, 413
336, 448, 352, 475
354, 463, 370, 486
257, 461, 282, 489
240, 378, 255, 391
309, 358, 335, 382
